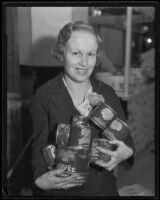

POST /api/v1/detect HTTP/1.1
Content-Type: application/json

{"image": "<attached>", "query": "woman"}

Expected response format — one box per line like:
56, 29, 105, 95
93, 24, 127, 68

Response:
30, 21, 135, 196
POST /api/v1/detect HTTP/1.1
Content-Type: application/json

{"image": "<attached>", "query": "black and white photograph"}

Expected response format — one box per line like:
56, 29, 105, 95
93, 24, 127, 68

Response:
2, 1, 159, 198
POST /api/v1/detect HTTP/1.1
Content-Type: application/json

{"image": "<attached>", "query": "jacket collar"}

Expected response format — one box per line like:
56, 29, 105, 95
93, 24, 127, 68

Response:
46, 72, 79, 120
46, 72, 102, 120
46, 72, 102, 94
46, 72, 65, 93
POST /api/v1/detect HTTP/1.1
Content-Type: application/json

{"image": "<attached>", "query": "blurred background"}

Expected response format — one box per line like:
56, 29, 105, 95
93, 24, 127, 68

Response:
3, 5, 157, 196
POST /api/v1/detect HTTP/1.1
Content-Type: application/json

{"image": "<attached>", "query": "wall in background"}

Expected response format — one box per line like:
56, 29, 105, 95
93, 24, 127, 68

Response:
18, 8, 32, 66
100, 26, 124, 68
18, 7, 89, 67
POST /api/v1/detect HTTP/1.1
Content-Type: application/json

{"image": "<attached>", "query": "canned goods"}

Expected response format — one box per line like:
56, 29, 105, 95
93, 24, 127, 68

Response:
90, 138, 113, 163
88, 102, 117, 130
56, 146, 90, 184
42, 145, 56, 170
106, 118, 130, 141
56, 123, 70, 146
67, 116, 92, 148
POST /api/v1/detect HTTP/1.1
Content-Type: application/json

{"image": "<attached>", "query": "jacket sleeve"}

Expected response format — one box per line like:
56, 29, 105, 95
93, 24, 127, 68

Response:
30, 90, 50, 181
101, 84, 136, 169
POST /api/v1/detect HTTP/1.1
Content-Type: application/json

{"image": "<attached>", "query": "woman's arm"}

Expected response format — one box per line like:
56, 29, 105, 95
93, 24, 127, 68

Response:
30, 89, 50, 181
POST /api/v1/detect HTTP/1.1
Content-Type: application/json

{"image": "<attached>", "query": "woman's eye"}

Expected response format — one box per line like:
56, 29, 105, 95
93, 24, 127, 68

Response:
72, 52, 79, 56
88, 53, 96, 57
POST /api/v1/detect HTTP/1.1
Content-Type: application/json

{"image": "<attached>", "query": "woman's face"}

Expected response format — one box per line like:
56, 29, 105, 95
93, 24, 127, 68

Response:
63, 31, 98, 83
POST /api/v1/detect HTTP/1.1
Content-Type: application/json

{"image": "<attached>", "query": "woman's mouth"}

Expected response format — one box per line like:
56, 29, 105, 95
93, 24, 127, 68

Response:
76, 68, 89, 74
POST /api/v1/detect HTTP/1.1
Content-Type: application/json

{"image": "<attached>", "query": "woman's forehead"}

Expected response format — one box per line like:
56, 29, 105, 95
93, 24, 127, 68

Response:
66, 31, 98, 50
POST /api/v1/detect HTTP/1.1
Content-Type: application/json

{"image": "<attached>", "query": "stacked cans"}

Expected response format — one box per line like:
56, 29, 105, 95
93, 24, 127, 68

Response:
42, 115, 92, 185
88, 101, 130, 163
89, 101, 130, 141
42, 101, 131, 183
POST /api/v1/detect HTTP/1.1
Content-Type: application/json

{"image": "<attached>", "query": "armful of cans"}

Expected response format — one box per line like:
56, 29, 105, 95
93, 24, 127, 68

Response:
42, 95, 131, 186
42, 116, 92, 185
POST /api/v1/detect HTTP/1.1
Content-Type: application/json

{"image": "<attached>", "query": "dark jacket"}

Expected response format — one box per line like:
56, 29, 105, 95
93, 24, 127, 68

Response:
30, 72, 135, 196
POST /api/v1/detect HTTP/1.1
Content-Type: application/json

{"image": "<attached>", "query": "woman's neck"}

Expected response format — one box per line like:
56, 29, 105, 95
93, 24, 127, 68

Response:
63, 75, 91, 104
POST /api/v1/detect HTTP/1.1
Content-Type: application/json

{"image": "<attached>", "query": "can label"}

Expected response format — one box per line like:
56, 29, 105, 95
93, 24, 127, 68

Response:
90, 139, 113, 163
107, 118, 130, 141
56, 147, 90, 184
89, 102, 117, 130
68, 125, 92, 148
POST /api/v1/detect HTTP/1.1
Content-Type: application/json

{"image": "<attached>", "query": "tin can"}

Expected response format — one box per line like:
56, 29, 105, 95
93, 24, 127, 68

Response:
42, 145, 56, 170
56, 123, 70, 146
90, 138, 113, 163
67, 115, 92, 149
56, 146, 90, 184
105, 118, 130, 141
88, 102, 117, 130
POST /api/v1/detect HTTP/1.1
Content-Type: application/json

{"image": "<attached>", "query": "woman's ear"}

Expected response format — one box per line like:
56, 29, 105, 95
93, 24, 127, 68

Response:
96, 51, 101, 66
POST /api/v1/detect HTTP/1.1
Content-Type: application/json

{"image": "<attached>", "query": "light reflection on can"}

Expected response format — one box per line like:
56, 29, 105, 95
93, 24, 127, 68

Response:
56, 123, 70, 146
42, 145, 56, 170
89, 102, 117, 130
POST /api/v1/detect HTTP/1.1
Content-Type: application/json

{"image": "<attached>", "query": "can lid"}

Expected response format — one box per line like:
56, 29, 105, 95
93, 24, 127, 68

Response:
92, 138, 110, 142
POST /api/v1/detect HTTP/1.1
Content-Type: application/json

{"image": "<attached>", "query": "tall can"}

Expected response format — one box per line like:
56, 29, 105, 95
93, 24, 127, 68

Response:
89, 102, 117, 130
67, 115, 92, 149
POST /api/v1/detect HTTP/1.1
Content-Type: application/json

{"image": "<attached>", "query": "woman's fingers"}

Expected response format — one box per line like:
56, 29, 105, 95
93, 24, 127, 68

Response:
55, 174, 83, 189
96, 146, 116, 157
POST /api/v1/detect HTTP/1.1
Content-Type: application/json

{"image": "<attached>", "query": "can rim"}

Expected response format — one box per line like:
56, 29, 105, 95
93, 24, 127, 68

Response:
92, 138, 111, 142
42, 144, 55, 152
58, 146, 90, 150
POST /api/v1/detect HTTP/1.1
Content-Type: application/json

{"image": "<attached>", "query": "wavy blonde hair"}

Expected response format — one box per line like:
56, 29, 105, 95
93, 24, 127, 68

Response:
52, 21, 102, 64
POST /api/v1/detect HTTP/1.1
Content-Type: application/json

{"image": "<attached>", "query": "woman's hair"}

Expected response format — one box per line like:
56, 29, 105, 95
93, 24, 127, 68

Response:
52, 21, 102, 61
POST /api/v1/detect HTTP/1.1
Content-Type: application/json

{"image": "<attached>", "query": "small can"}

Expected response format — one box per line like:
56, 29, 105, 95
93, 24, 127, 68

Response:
42, 145, 56, 170
90, 138, 113, 163
89, 102, 117, 130
56, 146, 90, 184
56, 123, 70, 146
106, 118, 130, 141
68, 115, 92, 149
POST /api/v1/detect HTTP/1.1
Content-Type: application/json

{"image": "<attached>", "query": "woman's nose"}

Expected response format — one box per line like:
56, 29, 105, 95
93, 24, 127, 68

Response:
80, 55, 88, 66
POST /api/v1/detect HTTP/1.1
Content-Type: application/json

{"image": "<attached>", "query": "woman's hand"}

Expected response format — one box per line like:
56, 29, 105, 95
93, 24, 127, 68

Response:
95, 139, 133, 171
35, 168, 83, 190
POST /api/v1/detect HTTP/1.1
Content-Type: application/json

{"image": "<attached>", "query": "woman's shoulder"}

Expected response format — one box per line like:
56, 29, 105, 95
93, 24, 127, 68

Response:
91, 76, 115, 94
35, 73, 63, 95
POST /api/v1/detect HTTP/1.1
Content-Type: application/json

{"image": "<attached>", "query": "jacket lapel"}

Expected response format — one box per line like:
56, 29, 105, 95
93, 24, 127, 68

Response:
46, 73, 79, 121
